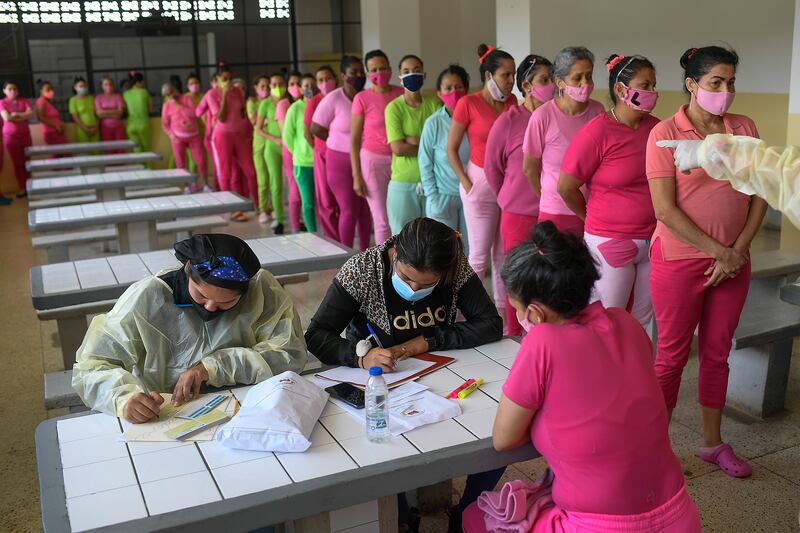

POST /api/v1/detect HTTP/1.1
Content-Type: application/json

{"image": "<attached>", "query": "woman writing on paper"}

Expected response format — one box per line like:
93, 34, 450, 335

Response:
73, 234, 307, 424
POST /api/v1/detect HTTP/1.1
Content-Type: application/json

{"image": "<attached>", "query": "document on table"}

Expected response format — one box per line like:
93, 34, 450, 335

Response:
316, 357, 436, 388
120, 392, 235, 442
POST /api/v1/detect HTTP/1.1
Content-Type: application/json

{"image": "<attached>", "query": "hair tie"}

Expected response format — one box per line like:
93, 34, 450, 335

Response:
606, 55, 625, 73
454, 230, 463, 239
687, 48, 698, 61
479, 45, 495, 65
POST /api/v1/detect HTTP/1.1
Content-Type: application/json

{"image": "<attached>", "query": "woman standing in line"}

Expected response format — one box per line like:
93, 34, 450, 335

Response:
447, 44, 517, 310
95, 77, 126, 153
311, 56, 372, 251
161, 81, 209, 193
248, 75, 271, 218
0, 81, 33, 196
255, 72, 289, 233
69, 77, 99, 143
187, 73, 212, 187
123, 71, 152, 153
278, 70, 305, 233
484, 54, 553, 336
283, 73, 318, 232
351, 49, 403, 243
35, 80, 67, 147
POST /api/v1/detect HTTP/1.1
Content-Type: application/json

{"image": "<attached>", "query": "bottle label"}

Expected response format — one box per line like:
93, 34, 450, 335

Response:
367, 415, 387, 430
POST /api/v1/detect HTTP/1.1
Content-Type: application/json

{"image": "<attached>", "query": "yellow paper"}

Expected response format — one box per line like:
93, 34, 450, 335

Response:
121, 392, 233, 442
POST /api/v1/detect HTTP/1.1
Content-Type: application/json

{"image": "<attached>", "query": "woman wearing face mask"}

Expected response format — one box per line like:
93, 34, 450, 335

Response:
447, 44, 517, 311
69, 76, 99, 144
523, 46, 605, 238
350, 50, 404, 243
123, 71, 152, 153
255, 72, 289, 233
419, 65, 470, 248
646, 46, 766, 479
283, 73, 318, 232
461, 222, 701, 533
203, 62, 259, 222
35, 79, 67, 147
277, 71, 305, 233
305, 65, 340, 241
384, 55, 442, 234
311, 55, 372, 251
95, 77, 126, 152
557, 54, 659, 332
72, 233, 307, 424
0, 81, 33, 196
161, 81, 209, 193
186, 73, 212, 185
248, 75, 272, 219
485, 54, 552, 336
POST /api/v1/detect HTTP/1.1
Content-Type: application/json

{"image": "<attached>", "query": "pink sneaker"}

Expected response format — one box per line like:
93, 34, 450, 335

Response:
697, 443, 752, 478
258, 212, 269, 224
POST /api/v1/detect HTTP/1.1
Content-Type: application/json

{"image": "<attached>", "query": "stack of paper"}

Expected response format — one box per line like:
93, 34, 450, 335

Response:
316, 357, 436, 388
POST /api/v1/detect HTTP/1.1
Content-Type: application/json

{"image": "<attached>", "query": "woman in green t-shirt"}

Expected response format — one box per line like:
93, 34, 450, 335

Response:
123, 71, 152, 153
68, 77, 99, 143
254, 72, 288, 233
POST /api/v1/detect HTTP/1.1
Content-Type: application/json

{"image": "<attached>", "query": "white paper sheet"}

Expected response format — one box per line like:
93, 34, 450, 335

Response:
120, 393, 234, 442
315, 357, 436, 388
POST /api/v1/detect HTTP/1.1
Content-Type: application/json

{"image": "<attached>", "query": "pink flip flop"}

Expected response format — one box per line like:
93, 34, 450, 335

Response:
697, 443, 752, 478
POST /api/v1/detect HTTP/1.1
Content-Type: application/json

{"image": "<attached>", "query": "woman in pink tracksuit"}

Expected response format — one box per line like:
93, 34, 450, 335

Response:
35, 80, 67, 147
447, 43, 517, 310
161, 81, 209, 192
0, 81, 33, 196
95, 77, 126, 147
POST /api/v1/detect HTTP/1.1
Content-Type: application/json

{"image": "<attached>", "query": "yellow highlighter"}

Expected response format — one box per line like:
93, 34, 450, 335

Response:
457, 378, 484, 399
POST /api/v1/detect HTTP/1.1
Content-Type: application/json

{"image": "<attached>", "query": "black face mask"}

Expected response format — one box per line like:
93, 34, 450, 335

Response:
346, 75, 366, 92
171, 269, 228, 322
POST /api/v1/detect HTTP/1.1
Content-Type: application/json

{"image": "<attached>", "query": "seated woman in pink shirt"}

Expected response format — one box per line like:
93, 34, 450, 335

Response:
462, 222, 701, 533
558, 54, 660, 332
484, 53, 552, 336
522, 46, 605, 238
35, 79, 67, 147
646, 46, 767, 478
161, 81, 209, 193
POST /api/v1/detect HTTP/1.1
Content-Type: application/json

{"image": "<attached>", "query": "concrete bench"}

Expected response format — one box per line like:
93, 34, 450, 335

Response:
32, 214, 228, 262
31, 164, 144, 179
28, 186, 183, 209
748, 249, 800, 306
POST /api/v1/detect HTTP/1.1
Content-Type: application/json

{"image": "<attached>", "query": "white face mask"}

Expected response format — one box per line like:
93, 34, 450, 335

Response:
486, 76, 507, 102
76, 87, 88, 96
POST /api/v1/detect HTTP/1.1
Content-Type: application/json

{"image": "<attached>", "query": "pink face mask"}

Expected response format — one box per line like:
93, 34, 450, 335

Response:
256, 88, 268, 99
188, 83, 200, 94
102, 85, 114, 95
531, 83, 555, 104
517, 304, 543, 333
288, 85, 302, 99
318, 79, 336, 95
439, 88, 466, 110
563, 83, 593, 103
694, 85, 735, 116
368, 70, 392, 88
621, 83, 658, 113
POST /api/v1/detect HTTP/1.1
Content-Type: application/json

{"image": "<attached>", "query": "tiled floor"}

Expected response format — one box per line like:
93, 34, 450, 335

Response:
2, 196, 798, 532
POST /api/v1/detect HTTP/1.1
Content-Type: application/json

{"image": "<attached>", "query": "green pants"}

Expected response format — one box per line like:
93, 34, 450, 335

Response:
126, 122, 151, 153
259, 139, 284, 223
253, 136, 270, 212
76, 126, 99, 143
387, 180, 425, 234
294, 165, 317, 232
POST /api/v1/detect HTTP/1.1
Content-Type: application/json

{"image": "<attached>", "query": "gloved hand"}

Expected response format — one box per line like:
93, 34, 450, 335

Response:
656, 139, 702, 174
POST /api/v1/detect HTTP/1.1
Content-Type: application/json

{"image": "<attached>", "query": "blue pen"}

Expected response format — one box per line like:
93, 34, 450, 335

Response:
366, 323, 383, 348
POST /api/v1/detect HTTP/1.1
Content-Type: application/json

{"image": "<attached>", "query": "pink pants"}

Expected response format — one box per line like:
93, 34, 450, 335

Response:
360, 150, 392, 243
205, 132, 218, 189
100, 121, 127, 153
650, 240, 751, 409
584, 231, 653, 331
4, 132, 32, 191
460, 162, 505, 308
283, 145, 302, 231
170, 135, 208, 179
212, 129, 257, 199
463, 482, 701, 533
539, 212, 584, 238
314, 144, 339, 241
43, 130, 68, 146
327, 148, 372, 251
501, 211, 538, 336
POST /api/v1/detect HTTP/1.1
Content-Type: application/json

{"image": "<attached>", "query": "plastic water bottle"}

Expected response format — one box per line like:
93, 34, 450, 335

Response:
365, 366, 390, 442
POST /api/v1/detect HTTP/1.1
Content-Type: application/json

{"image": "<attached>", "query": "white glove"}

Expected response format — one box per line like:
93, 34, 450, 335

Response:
656, 139, 702, 174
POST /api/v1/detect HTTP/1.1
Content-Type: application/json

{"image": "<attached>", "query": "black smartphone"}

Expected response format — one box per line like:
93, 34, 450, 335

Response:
325, 382, 365, 409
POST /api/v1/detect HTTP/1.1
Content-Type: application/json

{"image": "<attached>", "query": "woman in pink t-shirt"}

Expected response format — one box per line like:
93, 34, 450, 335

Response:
350, 50, 404, 243
522, 46, 605, 238
462, 222, 701, 533
559, 54, 660, 331
0, 81, 33, 195
311, 55, 372, 251
646, 46, 767, 478
34, 80, 67, 147
161, 81, 208, 192
485, 54, 553, 336
95, 77, 126, 147
447, 44, 517, 310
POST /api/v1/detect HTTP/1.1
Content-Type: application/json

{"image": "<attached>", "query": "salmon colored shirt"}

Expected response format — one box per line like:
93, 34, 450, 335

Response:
36, 96, 61, 134
304, 93, 326, 151
645, 105, 759, 260
352, 86, 403, 156
452, 91, 517, 168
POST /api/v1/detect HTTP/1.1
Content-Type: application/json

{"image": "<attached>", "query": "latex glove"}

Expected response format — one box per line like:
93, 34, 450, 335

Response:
656, 139, 702, 174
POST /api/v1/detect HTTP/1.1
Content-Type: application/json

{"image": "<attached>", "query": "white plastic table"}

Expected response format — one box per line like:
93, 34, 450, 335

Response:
26, 151, 162, 175
26, 140, 137, 157
27, 169, 194, 202
35, 339, 539, 533
28, 192, 252, 254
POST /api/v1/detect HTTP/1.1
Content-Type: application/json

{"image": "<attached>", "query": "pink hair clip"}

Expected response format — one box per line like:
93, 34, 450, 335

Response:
606, 55, 626, 73
479, 45, 495, 65
687, 48, 698, 61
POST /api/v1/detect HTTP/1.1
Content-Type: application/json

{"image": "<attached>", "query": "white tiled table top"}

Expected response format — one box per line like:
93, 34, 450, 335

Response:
26, 139, 136, 156
27, 169, 192, 193
27, 151, 161, 171
51, 340, 519, 532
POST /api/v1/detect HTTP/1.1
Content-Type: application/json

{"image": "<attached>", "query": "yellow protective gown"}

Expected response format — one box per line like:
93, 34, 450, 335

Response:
72, 268, 307, 417
699, 134, 800, 229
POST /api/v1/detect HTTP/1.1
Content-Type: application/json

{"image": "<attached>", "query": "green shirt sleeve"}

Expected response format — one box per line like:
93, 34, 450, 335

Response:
68, 96, 77, 115
384, 98, 405, 144
283, 103, 297, 155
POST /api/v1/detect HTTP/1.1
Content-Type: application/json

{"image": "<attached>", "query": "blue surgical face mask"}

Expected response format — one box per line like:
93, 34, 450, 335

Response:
391, 266, 437, 302
400, 73, 424, 93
